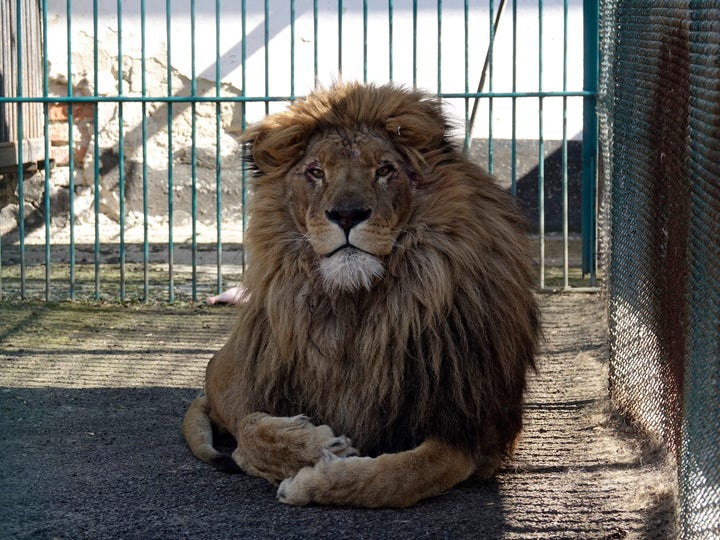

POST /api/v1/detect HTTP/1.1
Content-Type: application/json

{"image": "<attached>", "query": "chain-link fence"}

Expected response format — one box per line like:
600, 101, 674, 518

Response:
600, 1, 720, 537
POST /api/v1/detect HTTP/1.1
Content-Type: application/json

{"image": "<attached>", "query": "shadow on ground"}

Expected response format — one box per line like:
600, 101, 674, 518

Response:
0, 295, 677, 539
0, 386, 509, 538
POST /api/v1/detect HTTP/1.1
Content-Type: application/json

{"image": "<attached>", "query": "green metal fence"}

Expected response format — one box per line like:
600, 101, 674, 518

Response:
0, 0, 599, 302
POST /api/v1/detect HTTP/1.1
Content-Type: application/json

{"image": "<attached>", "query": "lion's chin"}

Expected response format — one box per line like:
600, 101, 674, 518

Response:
319, 248, 385, 294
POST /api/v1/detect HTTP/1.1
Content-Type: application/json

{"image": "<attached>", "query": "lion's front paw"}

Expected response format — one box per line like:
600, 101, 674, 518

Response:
325, 434, 358, 458
277, 466, 316, 506
283, 414, 359, 459
276, 453, 371, 506
235, 413, 358, 483
277, 451, 342, 505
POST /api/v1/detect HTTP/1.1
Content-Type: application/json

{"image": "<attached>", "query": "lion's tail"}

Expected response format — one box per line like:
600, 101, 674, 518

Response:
182, 395, 242, 474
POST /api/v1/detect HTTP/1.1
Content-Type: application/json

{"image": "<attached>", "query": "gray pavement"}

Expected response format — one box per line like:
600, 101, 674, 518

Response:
0, 295, 676, 539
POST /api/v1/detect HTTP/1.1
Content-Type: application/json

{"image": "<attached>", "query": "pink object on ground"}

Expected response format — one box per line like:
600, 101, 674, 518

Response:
205, 286, 247, 305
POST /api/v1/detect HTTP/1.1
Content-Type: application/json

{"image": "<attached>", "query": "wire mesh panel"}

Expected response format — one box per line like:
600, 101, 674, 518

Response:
681, 4, 720, 537
601, 1, 720, 537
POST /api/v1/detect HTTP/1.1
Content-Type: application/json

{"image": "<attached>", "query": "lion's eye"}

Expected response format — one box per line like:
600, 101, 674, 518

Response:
305, 167, 325, 181
376, 164, 395, 178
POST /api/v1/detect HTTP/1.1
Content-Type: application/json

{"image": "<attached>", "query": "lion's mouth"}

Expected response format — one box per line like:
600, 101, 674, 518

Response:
324, 244, 375, 258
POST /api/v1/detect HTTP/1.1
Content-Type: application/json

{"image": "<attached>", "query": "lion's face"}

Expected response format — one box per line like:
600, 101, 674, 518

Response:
286, 129, 414, 293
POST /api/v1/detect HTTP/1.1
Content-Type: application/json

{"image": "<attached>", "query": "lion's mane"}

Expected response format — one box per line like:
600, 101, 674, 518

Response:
229, 83, 539, 461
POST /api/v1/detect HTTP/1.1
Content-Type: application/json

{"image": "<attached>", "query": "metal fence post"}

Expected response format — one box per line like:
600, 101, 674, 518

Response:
582, 0, 599, 282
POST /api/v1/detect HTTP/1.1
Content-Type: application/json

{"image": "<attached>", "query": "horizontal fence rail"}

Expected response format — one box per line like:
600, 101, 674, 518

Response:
0, 0, 599, 302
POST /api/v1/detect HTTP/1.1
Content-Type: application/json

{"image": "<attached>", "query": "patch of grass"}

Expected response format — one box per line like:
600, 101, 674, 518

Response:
0, 262, 243, 303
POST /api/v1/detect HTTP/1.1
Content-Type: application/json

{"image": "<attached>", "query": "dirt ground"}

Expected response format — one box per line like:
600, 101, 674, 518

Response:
0, 293, 677, 539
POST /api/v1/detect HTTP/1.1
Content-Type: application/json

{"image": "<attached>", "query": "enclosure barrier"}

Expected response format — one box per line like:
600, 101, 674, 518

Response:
600, 1, 720, 537
0, 0, 600, 302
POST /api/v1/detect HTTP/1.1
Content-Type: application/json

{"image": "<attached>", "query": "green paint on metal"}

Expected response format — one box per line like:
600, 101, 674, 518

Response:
582, 0, 599, 282
388, 0, 394, 81
16, 0, 26, 299
437, 0, 442, 94
313, 0, 319, 87
0, 91, 595, 104
117, 0, 126, 301
67, 0, 76, 300
215, 0, 223, 295
487, 0, 495, 174
93, 0, 101, 300
412, 0, 417, 88
538, 0, 545, 289
511, 0, 518, 196
241, 0, 248, 270
43, 0, 51, 300
141, 0, 150, 302
338, 0, 343, 78
562, 0, 570, 289
166, 0, 175, 302
264, 0, 270, 116
191, 0, 198, 303
363, 0, 368, 83
463, 0, 469, 153
291, 0, 296, 99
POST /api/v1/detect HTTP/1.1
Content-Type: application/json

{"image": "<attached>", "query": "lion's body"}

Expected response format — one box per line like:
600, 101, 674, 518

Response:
183, 83, 540, 507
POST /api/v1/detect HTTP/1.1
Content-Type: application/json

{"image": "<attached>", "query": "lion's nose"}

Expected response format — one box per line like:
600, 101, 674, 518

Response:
325, 206, 372, 234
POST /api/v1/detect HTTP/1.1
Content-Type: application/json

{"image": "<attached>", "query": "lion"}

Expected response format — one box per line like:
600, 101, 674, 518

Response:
182, 82, 540, 508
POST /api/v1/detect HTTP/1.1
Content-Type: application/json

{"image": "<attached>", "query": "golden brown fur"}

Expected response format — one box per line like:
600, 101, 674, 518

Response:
183, 82, 540, 507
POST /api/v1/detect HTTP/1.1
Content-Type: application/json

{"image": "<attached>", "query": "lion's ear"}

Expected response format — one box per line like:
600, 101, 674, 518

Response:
242, 118, 309, 175
384, 98, 448, 154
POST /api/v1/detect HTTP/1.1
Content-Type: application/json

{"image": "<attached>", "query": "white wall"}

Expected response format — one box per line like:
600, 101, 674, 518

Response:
45, 0, 586, 139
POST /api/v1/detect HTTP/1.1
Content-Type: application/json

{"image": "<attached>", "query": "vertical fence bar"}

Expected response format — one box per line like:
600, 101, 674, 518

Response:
562, 0, 569, 288
66, 0, 76, 299
363, 0, 368, 82
191, 0, 198, 302
117, 0, 126, 301
42, 0, 51, 300
511, 0, 517, 196
488, 0, 495, 174
215, 0, 223, 295
0, 4, 3, 299
264, 0, 270, 115
463, 0, 469, 152
537, 0, 545, 289
0, 6, 4, 298
582, 0, 599, 283
388, 0, 394, 81
437, 0, 442, 94
338, 0, 343, 79
412, 0, 417, 89
291, 0, 296, 100
313, 0, 319, 88
166, 0, 175, 302
241, 0, 248, 270
93, 0, 100, 300
16, 0, 26, 299
141, 0, 149, 301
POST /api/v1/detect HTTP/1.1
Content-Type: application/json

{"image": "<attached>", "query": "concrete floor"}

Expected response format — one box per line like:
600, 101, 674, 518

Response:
0, 294, 676, 539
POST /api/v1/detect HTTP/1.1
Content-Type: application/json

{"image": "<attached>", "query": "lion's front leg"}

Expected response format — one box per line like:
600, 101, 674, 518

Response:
276, 438, 476, 508
232, 413, 358, 484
